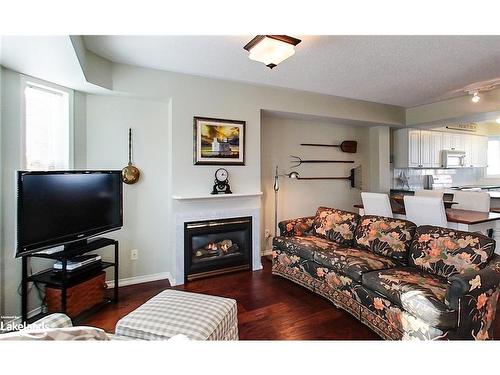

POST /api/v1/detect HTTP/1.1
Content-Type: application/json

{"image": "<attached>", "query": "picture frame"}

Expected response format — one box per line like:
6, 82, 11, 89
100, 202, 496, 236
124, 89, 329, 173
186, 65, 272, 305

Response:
193, 116, 246, 165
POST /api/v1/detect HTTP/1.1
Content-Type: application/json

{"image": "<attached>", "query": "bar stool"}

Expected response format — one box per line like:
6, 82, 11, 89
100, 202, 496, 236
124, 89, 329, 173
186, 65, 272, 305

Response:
453, 191, 491, 236
403, 196, 448, 227
361, 192, 393, 218
453, 191, 490, 212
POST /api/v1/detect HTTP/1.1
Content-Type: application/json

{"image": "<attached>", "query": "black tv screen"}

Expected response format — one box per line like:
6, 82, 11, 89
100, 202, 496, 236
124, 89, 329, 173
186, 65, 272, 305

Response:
17, 171, 123, 256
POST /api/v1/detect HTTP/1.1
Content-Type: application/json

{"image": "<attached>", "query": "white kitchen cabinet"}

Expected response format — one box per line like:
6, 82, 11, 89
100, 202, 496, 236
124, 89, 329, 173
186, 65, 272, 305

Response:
462, 135, 488, 167
393, 129, 487, 169
463, 135, 474, 167
442, 132, 464, 151
471, 136, 488, 167
430, 131, 443, 167
394, 128, 441, 168
408, 129, 421, 167
419, 130, 432, 167
393, 128, 422, 168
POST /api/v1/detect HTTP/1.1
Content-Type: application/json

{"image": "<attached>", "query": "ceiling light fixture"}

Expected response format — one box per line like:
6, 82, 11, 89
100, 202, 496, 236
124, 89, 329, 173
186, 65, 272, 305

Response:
470, 90, 481, 103
243, 35, 301, 69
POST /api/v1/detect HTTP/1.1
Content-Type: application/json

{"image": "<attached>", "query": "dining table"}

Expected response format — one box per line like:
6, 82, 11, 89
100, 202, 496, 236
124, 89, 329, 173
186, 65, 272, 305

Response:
353, 200, 500, 255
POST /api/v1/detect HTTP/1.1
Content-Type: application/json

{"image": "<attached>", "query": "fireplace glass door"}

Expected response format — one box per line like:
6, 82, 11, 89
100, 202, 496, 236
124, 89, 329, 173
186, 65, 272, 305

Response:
184, 217, 252, 281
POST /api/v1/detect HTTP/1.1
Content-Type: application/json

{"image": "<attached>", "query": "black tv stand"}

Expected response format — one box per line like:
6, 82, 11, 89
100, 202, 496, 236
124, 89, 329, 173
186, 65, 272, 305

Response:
21, 237, 119, 323
63, 239, 89, 251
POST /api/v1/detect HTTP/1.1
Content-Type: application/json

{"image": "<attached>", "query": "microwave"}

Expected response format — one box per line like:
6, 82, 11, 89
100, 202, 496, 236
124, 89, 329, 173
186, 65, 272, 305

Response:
442, 150, 466, 168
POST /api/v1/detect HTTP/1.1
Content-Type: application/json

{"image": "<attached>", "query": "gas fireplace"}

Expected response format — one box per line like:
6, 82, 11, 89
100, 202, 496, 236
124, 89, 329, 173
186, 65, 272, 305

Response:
184, 216, 252, 281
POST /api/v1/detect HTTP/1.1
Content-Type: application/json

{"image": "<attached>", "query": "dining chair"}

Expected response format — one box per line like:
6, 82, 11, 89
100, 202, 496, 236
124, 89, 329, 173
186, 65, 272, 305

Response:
453, 191, 490, 212
453, 191, 491, 236
361, 192, 393, 218
403, 196, 448, 227
414, 189, 444, 199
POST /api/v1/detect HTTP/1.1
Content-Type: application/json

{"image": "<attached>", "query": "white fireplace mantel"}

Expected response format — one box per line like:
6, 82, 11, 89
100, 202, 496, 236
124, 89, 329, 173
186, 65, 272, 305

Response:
172, 192, 263, 200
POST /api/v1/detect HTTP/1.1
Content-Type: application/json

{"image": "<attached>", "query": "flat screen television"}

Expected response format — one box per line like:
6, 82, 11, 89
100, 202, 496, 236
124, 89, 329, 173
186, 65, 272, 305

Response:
16, 170, 123, 257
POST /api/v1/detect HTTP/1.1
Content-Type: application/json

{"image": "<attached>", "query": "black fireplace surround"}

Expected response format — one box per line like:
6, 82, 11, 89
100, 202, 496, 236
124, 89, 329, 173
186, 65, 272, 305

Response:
184, 216, 252, 282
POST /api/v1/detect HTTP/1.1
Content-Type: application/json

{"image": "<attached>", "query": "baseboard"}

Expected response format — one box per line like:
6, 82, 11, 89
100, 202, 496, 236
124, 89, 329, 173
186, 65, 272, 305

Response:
106, 272, 173, 289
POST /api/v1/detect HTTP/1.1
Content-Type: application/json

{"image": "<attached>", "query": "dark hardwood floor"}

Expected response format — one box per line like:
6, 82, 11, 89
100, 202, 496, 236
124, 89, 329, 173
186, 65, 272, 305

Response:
83, 257, 500, 340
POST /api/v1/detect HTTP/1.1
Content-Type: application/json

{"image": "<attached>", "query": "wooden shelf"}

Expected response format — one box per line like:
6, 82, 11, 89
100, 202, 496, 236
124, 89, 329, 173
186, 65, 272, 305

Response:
172, 192, 263, 200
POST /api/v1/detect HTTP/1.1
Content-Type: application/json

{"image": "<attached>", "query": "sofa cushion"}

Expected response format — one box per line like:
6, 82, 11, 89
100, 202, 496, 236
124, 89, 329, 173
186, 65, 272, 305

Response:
362, 268, 457, 329
354, 215, 416, 264
409, 226, 495, 279
278, 216, 315, 237
312, 206, 360, 246
273, 235, 342, 261
314, 246, 400, 282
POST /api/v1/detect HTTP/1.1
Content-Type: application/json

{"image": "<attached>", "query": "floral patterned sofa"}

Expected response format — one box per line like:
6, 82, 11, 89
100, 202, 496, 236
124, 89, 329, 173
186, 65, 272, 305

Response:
272, 206, 500, 340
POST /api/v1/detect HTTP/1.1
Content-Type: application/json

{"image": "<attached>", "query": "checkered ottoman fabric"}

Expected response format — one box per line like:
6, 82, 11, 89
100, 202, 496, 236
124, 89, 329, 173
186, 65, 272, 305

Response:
114, 290, 238, 340
29, 313, 73, 329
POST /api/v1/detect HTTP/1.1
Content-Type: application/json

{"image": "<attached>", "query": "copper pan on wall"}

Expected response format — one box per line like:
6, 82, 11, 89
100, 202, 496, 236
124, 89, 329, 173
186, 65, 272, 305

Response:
122, 128, 140, 184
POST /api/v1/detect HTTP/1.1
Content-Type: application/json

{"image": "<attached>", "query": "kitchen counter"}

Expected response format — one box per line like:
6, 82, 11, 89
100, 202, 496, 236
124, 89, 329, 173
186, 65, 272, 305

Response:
390, 188, 500, 199
451, 185, 500, 190
444, 190, 500, 199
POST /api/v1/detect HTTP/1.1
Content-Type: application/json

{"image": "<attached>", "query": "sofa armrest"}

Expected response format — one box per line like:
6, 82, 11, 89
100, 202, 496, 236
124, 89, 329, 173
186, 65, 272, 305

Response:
445, 255, 500, 339
278, 216, 315, 237
446, 255, 500, 310
28, 313, 73, 329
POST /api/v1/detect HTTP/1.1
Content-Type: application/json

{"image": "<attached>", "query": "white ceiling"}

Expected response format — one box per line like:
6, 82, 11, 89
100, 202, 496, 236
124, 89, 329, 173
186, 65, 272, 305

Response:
83, 35, 500, 107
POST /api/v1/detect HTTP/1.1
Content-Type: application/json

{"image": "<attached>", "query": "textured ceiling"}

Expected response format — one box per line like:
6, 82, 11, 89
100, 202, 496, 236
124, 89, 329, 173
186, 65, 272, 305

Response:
83, 35, 500, 107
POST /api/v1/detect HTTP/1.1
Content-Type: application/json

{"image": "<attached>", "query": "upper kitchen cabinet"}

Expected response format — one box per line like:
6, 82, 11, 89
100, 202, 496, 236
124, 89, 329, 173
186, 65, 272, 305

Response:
442, 132, 464, 151
470, 135, 488, 167
393, 129, 487, 169
462, 134, 488, 167
394, 128, 442, 168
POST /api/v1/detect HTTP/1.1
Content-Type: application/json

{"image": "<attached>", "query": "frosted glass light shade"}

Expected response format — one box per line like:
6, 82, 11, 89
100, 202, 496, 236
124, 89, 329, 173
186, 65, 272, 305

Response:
244, 35, 301, 68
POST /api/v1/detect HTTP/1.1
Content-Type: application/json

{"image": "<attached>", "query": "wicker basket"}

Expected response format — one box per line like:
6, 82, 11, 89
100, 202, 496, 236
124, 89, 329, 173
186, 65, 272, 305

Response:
46, 271, 107, 318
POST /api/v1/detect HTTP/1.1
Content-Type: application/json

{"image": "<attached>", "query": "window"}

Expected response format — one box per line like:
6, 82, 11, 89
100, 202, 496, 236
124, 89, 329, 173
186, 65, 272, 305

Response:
487, 137, 500, 177
22, 77, 73, 170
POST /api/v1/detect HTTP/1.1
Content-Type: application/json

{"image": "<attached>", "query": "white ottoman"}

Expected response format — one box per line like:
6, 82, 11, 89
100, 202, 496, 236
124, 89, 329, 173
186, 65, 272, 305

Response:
114, 290, 238, 340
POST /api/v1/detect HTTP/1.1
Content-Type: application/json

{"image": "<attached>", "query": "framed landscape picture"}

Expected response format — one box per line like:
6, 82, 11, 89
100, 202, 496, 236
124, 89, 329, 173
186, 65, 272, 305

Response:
193, 116, 245, 165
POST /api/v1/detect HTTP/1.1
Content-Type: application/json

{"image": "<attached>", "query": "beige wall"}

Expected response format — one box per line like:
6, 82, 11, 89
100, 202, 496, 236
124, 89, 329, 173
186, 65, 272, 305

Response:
0, 65, 4, 316
369, 126, 391, 192
406, 86, 500, 126
1, 62, 402, 315
110, 63, 402, 284
261, 114, 369, 251
85, 94, 171, 282
0, 68, 88, 317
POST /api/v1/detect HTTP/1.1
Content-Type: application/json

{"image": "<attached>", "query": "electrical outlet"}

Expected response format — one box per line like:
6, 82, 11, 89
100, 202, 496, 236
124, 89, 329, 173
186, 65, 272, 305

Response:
265, 229, 271, 238
130, 249, 139, 260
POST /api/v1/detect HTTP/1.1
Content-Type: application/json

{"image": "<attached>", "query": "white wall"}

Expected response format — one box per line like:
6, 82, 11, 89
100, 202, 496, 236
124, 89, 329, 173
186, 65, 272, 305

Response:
110, 64, 403, 197
109, 63, 403, 284
86, 94, 171, 281
0, 68, 88, 317
1, 62, 402, 315
369, 126, 391, 192
1, 68, 24, 317
0, 65, 4, 316
261, 115, 369, 251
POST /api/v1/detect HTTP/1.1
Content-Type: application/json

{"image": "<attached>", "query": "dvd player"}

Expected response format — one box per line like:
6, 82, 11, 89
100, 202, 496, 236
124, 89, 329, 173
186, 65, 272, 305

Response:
53, 254, 102, 271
